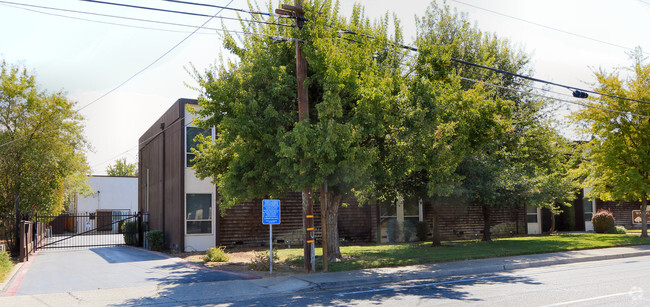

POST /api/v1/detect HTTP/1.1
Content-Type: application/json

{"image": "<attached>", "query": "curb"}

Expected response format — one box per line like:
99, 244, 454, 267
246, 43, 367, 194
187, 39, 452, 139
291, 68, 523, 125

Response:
299, 249, 650, 292
0, 262, 23, 296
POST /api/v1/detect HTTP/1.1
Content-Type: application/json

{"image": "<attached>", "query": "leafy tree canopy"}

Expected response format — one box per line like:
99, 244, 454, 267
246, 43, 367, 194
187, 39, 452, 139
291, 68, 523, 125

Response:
0, 60, 90, 252
573, 47, 650, 237
106, 157, 137, 177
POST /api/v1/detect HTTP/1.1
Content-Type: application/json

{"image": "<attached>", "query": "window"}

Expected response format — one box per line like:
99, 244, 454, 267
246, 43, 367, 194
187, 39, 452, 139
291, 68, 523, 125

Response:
186, 194, 212, 234
186, 127, 212, 167
584, 198, 593, 221
526, 206, 538, 223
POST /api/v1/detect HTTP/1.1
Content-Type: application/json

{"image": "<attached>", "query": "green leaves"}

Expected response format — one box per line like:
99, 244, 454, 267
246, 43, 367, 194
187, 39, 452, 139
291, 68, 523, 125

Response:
0, 60, 90, 220
573, 47, 650, 203
106, 158, 137, 176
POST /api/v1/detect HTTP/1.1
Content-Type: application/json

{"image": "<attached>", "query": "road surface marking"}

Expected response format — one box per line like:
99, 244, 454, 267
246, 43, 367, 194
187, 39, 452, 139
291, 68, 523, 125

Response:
544, 290, 644, 306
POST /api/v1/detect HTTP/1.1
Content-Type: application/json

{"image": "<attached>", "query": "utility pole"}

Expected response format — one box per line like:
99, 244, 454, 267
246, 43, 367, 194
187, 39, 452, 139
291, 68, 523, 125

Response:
276, 0, 315, 273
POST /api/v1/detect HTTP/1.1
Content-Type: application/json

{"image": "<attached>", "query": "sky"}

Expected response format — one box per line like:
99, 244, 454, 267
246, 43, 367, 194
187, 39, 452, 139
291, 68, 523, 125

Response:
1, 0, 649, 175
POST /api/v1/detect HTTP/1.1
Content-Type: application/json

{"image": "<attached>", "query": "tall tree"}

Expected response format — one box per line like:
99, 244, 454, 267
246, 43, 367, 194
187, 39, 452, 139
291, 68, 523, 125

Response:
573, 48, 650, 238
106, 157, 137, 176
0, 60, 90, 254
192, 0, 407, 261
387, 2, 556, 244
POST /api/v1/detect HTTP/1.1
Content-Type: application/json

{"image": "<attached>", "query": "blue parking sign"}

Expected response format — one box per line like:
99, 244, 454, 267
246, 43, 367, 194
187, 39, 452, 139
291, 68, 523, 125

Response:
262, 199, 281, 225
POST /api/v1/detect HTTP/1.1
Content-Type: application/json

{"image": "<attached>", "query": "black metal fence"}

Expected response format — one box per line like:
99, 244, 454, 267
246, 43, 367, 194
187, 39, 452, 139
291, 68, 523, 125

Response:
32, 212, 147, 250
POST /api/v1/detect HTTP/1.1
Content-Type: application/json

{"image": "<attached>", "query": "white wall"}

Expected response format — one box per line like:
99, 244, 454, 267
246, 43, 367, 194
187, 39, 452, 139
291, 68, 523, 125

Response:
77, 176, 138, 213
184, 105, 216, 252
584, 187, 595, 232
527, 207, 542, 235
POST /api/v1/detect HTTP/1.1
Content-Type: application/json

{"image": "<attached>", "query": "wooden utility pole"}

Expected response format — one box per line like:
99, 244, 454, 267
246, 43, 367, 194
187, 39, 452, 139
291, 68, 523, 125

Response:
276, 0, 315, 273
321, 181, 328, 272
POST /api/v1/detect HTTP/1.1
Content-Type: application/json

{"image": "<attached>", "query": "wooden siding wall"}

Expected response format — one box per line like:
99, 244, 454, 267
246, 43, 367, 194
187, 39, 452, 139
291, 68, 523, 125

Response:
596, 200, 642, 228
217, 192, 378, 247
422, 203, 526, 241
139, 99, 194, 252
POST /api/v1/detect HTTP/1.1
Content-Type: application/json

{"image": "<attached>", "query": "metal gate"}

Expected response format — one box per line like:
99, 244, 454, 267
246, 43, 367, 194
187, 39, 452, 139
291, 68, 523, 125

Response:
33, 212, 147, 249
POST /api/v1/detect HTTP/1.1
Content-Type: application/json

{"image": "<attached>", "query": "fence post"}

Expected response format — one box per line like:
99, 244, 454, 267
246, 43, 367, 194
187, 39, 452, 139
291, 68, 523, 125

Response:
137, 212, 144, 247
19, 221, 27, 262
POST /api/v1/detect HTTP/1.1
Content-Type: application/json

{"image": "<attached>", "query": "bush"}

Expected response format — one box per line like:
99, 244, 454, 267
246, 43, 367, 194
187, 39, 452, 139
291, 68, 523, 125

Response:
248, 250, 279, 271
592, 209, 616, 234
415, 221, 430, 241
146, 230, 164, 251
610, 225, 627, 234
0, 252, 13, 282
121, 221, 148, 245
204, 246, 229, 262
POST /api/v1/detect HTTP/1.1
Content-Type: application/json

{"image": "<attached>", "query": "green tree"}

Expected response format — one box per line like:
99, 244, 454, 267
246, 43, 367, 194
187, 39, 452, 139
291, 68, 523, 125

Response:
193, 0, 407, 261
106, 157, 137, 176
573, 48, 650, 238
382, 2, 568, 244
0, 60, 90, 254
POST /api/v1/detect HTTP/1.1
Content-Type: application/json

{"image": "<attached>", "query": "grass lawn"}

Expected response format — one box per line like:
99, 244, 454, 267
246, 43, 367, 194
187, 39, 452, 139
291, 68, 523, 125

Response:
277, 233, 650, 272
627, 229, 649, 234
0, 252, 14, 283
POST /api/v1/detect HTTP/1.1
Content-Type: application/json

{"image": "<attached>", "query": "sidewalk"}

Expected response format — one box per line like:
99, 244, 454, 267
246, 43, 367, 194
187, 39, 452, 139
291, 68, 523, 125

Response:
2, 244, 650, 306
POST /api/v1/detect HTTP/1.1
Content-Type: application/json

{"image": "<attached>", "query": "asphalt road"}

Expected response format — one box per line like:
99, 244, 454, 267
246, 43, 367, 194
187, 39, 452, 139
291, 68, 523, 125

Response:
5, 245, 253, 296
221, 255, 650, 306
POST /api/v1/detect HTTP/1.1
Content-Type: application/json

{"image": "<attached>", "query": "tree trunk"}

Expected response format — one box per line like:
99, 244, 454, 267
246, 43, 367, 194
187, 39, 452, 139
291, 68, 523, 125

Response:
325, 193, 342, 261
549, 210, 556, 235
431, 206, 441, 247
641, 198, 648, 238
12, 190, 20, 256
482, 205, 492, 242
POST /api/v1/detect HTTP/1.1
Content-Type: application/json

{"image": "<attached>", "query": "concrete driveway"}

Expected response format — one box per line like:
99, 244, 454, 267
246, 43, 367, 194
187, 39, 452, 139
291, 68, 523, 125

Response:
2, 246, 255, 296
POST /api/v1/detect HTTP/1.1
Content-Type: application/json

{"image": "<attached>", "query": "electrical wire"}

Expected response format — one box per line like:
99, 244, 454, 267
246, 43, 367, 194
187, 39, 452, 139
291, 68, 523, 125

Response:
0, 1, 297, 41
80, 0, 293, 27
0, 2, 208, 34
449, 57, 650, 106
162, 0, 279, 17
338, 24, 650, 107
92, 114, 193, 170
400, 56, 650, 117
459, 76, 650, 119
450, 0, 649, 56
0, 0, 235, 149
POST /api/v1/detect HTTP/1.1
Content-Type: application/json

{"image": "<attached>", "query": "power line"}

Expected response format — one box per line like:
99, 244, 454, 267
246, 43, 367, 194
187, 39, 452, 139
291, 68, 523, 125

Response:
449, 57, 650, 106
80, 0, 293, 28
450, 0, 649, 56
459, 76, 650, 119
0, 2, 205, 34
0, 0, 235, 149
338, 28, 650, 106
92, 114, 193, 170
162, 0, 279, 17
0, 1, 297, 41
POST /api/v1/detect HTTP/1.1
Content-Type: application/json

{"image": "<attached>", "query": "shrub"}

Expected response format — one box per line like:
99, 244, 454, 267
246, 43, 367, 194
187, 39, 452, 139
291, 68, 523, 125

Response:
146, 230, 164, 251
592, 209, 616, 234
415, 221, 430, 241
121, 221, 148, 245
0, 252, 13, 283
611, 225, 627, 234
248, 250, 279, 271
402, 220, 416, 242
204, 246, 229, 262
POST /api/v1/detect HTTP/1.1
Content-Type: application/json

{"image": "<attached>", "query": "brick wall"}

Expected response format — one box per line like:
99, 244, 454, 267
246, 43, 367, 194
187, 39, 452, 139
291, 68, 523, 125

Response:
217, 192, 377, 247
422, 202, 526, 241
596, 200, 643, 229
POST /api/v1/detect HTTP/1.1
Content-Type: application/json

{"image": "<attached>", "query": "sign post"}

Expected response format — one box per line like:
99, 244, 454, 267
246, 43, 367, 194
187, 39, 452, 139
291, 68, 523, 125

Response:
262, 199, 281, 274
